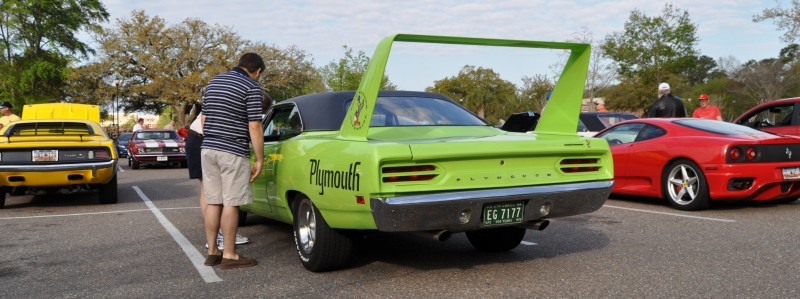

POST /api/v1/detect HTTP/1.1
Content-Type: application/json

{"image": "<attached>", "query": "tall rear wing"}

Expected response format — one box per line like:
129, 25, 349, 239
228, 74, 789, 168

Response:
337, 33, 590, 141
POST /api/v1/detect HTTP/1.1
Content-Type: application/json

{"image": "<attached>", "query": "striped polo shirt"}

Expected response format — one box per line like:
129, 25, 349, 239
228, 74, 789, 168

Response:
201, 68, 263, 157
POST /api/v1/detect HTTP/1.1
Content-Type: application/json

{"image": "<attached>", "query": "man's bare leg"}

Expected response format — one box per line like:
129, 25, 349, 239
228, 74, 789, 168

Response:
220, 205, 240, 259
204, 204, 222, 256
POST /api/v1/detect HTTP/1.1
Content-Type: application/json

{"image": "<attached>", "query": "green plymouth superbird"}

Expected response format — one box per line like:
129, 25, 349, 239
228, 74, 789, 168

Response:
241, 34, 614, 271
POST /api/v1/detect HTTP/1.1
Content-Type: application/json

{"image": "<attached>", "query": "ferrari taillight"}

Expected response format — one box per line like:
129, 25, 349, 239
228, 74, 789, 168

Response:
728, 147, 742, 160
746, 147, 758, 160
382, 165, 437, 183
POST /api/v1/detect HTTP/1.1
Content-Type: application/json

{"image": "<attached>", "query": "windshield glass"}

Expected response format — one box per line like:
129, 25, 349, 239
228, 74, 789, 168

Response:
674, 119, 773, 136
348, 96, 488, 127
135, 131, 180, 140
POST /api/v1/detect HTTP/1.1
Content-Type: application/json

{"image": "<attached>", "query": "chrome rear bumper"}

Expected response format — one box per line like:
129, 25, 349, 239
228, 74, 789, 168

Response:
370, 180, 613, 232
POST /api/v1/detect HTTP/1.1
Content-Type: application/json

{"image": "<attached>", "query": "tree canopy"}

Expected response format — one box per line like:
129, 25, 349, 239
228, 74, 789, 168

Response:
427, 65, 517, 124
0, 0, 108, 108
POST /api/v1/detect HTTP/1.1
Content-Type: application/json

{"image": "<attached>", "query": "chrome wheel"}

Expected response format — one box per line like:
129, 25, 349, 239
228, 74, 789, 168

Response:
296, 199, 316, 254
667, 164, 699, 205
663, 159, 710, 211
292, 194, 354, 271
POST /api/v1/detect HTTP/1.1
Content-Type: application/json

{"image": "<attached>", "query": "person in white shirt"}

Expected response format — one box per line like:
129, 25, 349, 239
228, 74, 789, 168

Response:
132, 118, 144, 132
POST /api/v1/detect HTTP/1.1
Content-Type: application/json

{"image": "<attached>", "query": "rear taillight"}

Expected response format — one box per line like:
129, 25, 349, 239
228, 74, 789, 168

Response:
727, 146, 761, 162
559, 158, 600, 173
746, 147, 758, 160
728, 147, 742, 160
382, 165, 437, 183
90, 149, 110, 159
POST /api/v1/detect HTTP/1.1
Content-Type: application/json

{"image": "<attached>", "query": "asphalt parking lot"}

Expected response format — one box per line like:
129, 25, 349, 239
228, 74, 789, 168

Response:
1, 159, 799, 298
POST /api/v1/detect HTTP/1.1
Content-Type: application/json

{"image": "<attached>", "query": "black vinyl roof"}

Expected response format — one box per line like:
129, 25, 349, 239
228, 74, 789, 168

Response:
275, 90, 455, 131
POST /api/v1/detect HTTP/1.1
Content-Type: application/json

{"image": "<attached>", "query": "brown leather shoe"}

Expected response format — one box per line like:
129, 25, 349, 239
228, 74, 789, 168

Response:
220, 255, 257, 270
204, 254, 222, 266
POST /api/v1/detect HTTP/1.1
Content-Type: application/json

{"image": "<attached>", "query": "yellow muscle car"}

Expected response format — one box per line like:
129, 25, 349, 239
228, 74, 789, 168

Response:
0, 103, 118, 208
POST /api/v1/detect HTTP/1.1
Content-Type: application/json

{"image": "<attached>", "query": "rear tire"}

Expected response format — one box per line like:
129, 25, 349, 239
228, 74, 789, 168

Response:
0, 189, 6, 209
466, 227, 527, 252
98, 174, 118, 204
662, 159, 710, 211
238, 210, 247, 226
292, 194, 352, 272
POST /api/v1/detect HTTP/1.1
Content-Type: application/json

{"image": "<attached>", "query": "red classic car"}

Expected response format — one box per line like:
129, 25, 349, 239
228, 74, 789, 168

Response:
126, 130, 187, 169
595, 118, 800, 210
733, 97, 800, 137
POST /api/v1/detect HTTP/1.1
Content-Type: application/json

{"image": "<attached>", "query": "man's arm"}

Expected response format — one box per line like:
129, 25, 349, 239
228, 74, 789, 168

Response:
248, 120, 264, 182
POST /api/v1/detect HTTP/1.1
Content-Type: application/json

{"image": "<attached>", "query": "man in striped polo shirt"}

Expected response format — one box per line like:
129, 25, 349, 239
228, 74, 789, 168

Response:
200, 53, 265, 269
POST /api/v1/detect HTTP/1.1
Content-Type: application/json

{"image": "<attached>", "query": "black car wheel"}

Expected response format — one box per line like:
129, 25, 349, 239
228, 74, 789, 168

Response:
238, 210, 247, 226
292, 194, 353, 272
466, 227, 527, 252
0, 189, 6, 209
98, 174, 118, 204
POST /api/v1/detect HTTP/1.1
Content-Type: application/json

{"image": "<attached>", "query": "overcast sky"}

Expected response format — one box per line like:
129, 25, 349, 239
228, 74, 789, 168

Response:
94, 0, 790, 90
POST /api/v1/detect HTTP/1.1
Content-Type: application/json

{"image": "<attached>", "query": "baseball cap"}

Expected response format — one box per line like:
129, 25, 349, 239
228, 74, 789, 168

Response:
698, 93, 709, 100
658, 83, 670, 91
0, 101, 11, 109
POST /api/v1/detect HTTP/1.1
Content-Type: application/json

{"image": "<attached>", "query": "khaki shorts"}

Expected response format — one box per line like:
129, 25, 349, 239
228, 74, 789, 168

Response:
201, 148, 253, 206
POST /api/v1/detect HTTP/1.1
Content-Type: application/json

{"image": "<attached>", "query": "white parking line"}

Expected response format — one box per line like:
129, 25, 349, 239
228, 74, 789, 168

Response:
603, 205, 736, 222
133, 186, 222, 283
0, 207, 197, 220
520, 241, 538, 246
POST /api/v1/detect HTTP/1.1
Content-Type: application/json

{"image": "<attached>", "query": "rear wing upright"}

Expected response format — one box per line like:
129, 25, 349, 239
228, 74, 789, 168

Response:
337, 33, 591, 141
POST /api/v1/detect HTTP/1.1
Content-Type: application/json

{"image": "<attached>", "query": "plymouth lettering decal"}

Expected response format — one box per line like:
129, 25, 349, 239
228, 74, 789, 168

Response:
309, 159, 361, 195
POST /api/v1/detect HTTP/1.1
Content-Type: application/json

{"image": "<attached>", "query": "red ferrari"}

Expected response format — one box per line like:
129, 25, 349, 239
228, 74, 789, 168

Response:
595, 118, 800, 210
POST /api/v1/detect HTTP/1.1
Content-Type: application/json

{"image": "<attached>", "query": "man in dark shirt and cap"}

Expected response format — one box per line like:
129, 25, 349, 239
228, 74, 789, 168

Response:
643, 83, 687, 118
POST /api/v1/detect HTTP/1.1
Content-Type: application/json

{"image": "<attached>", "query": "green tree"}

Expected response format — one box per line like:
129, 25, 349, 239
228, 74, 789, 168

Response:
0, 0, 108, 108
427, 65, 517, 123
601, 4, 699, 110
77, 10, 323, 128
517, 74, 554, 113
318, 45, 396, 91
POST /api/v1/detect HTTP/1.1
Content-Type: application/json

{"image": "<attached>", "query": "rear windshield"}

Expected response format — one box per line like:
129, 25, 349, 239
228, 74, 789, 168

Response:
674, 119, 773, 136
347, 96, 488, 127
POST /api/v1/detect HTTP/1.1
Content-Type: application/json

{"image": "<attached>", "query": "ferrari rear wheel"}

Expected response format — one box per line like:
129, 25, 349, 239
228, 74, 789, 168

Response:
662, 159, 710, 211
292, 194, 353, 272
466, 227, 527, 252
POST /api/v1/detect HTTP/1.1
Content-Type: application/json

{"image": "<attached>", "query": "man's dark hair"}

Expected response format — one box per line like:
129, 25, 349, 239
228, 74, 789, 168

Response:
237, 52, 266, 73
